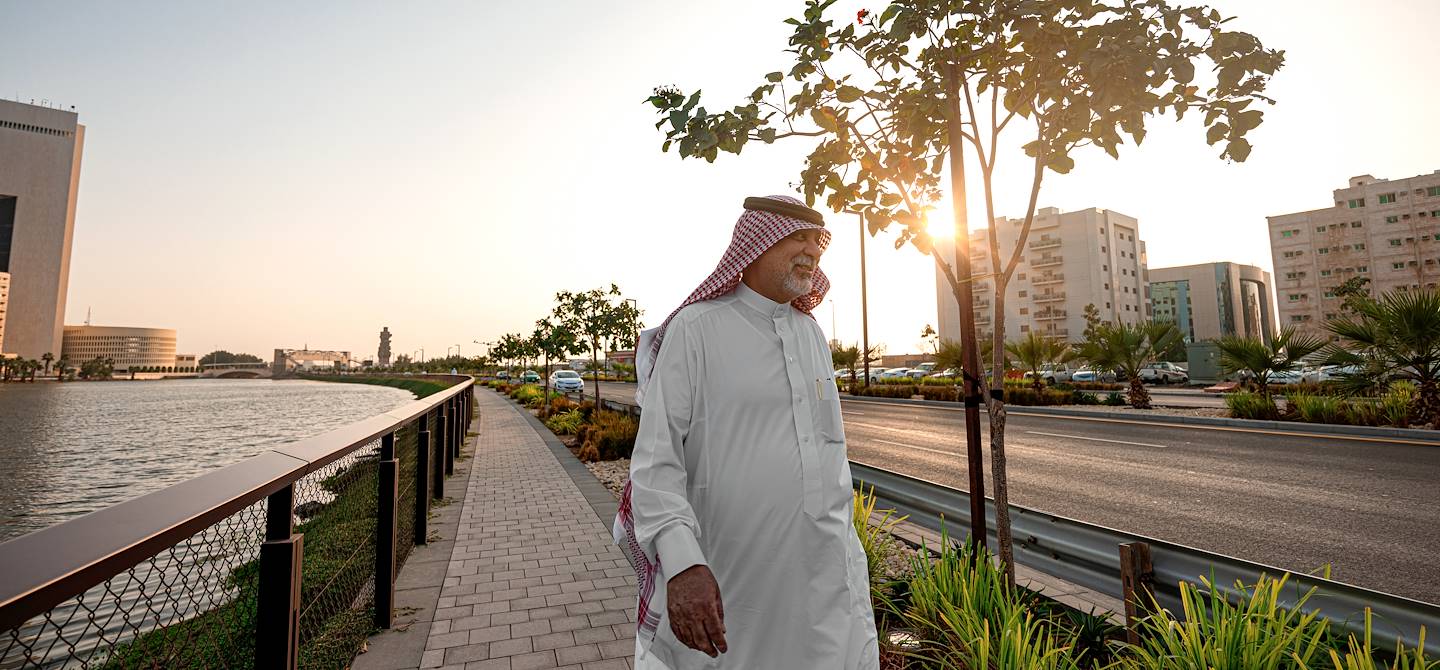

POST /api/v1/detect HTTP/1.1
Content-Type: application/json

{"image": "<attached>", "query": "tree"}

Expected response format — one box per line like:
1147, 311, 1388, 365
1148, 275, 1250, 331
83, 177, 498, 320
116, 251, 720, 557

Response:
41, 352, 53, 376
1322, 288, 1440, 427
1082, 304, 1105, 342
80, 356, 114, 380
532, 318, 581, 416
920, 324, 939, 354
832, 342, 861, 385
1333, 276, 1373, 314
645, 0, 1282, 582
1217, 326, 1326, 399
200, 350, 262, 366
554, 285, 643, 408
1005, 332, 1075, 392
1078, 322, 1182, 408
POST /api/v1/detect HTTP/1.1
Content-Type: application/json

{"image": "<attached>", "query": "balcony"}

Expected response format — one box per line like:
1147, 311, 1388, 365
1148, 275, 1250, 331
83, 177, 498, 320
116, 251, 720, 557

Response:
1044, 328, 1070, 339
1033, 292, 1066, 303
971, 282, 990, 293
1032, 273, 1064, 285
1028, 237, 1061, 249
1032, 256, 1063, 268
975, 313, 992, 325
974, 299, 991, 310
1035, 309, 1068, 320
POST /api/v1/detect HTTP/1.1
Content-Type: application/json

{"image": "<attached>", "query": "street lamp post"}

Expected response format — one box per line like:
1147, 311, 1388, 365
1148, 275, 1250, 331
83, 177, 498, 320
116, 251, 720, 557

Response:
859, 213, 871, 388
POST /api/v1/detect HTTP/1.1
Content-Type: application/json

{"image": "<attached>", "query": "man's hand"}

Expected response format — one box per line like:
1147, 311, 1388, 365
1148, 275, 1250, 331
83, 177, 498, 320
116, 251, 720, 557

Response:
667, 565, 727, 657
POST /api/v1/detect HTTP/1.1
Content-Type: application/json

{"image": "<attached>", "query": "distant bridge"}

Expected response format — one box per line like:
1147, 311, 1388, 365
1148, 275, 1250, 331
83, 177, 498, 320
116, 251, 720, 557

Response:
199, 362, 273, 379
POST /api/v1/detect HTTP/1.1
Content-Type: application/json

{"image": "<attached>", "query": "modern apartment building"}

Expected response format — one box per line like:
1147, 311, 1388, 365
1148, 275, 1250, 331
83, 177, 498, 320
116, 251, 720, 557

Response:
1150, 262, 1276, 344
61, 325, 178, 372
1267, 171, 1440, 334
935, 207, 1150, 344
0, 100, 85, 361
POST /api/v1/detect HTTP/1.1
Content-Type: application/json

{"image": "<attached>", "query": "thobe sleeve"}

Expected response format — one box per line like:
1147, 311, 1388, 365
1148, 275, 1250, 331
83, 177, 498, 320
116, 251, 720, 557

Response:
630, 317, 708, 582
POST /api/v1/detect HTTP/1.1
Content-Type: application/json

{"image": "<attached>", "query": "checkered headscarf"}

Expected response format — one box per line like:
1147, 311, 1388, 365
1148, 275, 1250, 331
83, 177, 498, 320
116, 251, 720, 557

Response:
617, 194, 830, 643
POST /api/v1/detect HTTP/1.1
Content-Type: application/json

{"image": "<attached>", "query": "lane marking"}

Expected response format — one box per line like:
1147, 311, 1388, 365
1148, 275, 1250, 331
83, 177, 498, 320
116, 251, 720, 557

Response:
842, 410, 866, 416
839, 398, 1440, 447
871, 438, 958, 457
847, 421, 900, 431
1025, 430, 1168, 449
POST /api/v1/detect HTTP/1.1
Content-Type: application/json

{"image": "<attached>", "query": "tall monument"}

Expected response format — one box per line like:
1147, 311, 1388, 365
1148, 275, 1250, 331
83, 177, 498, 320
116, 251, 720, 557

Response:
378, 327, 392, 368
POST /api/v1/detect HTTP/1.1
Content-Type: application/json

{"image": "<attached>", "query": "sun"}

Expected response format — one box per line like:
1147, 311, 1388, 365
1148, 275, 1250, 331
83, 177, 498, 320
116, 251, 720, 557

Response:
923, 198, 956, 240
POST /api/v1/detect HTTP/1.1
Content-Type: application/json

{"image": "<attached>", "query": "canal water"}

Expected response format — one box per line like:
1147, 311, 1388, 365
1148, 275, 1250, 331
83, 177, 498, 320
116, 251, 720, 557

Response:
0, 378, 415, 542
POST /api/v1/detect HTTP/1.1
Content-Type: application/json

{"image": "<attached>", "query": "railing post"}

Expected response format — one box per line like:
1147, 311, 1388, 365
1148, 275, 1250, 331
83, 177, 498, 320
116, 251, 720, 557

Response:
1120, 541, 1155, 644
415, 415, 430, 545
444, 397, 456, 476
255, 484, 302, 670
375, 432, 398, 629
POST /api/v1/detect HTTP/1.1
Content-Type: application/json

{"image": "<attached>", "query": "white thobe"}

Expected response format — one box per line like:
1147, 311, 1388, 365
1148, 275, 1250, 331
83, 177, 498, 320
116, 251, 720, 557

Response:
627, 282, 878, 670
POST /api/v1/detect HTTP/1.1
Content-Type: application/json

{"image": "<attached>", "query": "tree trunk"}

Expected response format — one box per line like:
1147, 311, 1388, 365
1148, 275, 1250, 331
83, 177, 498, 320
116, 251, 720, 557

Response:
591, 346, 600, 410
988, 277, 1016, 585
1128, 376, 1151, 409
1420, 378, 1439, 428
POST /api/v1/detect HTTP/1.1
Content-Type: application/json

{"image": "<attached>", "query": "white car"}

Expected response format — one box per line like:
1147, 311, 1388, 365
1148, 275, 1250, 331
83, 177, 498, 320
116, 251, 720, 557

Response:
879, 368, 913, 381
864, 367, 890, 384
1070, 369, 1116, 383
1301, 364, 1361, 383
1023, 363, 1081, 385
907, 362, 937, 379
1263, 369, 1305, 386
1138, 362, 1189, 385
549, 369, 584, 392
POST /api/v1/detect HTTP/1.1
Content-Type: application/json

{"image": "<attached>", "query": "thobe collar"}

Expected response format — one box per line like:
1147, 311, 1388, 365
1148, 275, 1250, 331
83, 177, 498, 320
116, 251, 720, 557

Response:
735, 281, 794, 319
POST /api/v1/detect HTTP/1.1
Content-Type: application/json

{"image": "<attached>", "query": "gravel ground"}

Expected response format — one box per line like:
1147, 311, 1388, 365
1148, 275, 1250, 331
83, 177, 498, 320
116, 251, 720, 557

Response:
585, 458, 630, 499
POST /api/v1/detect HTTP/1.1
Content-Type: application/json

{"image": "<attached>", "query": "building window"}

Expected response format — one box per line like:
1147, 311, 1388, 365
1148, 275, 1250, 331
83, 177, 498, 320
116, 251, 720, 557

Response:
1358, 266, 1369, 273
1017, 273, 1026, 280
1393, 262, 1406, 270
1018, 290, 1028, 297
1102, 246, 1107, 252
1106, 302, 1111, 309
1291, 315, 1305, 323
1390, 239, 1403, 246
1315, 225, 1326, 232
1280, 230, 1293, 238
1349, 198, 1366, 208
1288, 294, 1302, 301
1019, 307, 1029, 315
1020, 325, 1029, 332
1319, 248, 1329, 255
1324, 290, 1337, 298
1379, 193, 1397, 204
1320, 269, 1332, 277
1351, 221, 1363, 228
1386, 216, 1400, 223
1356, 243, 1366, 250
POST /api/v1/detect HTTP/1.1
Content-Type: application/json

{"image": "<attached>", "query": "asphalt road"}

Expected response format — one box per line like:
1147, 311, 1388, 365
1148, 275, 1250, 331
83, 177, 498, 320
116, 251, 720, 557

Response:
582, 380, 1440, 604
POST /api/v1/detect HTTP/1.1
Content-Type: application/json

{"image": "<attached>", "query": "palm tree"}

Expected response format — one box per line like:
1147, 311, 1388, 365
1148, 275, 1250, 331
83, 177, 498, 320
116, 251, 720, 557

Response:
1078, 321, 1182, 409
1005, 332, 1075, 392
831, 343, 861, 386
1322, 288, 1440, 427
41, 352, 54, 376
1217, 326, 1327, 399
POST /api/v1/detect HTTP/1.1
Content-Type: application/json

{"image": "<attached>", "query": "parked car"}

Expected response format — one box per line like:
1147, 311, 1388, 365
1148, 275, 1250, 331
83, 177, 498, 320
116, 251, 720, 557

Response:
549, 369, 584, 392
1138, 362, 1189, 385
1301, 364, 1362, 384
879, 368, 913, 380
1023, 363, 1082, 385
1263, 369, 1304, 386
907, 362, 937, 379
521, 370, 541, 384
1070, 368, 1116, 383
927, 367, 959, 379
496, 371, 511, 380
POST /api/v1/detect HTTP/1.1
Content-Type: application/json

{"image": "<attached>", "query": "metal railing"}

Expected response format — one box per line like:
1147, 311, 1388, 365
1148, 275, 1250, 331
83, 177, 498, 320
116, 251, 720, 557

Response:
1032, 256, 1064, 267
1028, 237, 1061, 249
848, 462, 1440, 655
1032, 273, 1064, 285
0, 375, 474, 669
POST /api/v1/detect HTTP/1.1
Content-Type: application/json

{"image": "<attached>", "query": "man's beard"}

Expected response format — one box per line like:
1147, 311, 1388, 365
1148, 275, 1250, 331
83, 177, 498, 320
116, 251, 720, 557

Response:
781, 255, 816, 297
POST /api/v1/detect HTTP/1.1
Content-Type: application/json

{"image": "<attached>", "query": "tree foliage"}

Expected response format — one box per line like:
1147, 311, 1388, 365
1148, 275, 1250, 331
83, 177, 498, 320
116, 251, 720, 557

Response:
200, 350, 263, 366
554, 284, 644, 407
1005, 332, 1075, 391
1322, 288, 1440, 427
1216, 326, 1325, 399
1078, 321, 1182, 408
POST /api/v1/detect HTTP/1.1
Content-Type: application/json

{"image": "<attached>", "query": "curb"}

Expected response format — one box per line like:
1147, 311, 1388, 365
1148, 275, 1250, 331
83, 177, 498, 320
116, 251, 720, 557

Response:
838, 394, 1440, 444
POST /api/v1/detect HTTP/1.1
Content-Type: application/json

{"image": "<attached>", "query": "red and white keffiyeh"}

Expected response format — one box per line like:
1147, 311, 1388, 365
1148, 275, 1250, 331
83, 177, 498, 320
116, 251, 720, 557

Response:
615, 194, 831, 641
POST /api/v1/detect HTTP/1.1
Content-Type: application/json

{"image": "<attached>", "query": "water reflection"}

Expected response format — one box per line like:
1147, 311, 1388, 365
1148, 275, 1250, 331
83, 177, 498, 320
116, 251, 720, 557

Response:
0, 378, 413, 541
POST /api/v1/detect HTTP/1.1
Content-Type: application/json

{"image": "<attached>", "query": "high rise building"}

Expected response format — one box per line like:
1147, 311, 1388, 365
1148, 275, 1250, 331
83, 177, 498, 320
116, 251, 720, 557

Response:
0, 272, 9, 353
1150, 262, 1275, 344
378, 327, 392, 367
935, 207, 1150, 344
1267, 171, 1440, 334
0, 100, 85, 361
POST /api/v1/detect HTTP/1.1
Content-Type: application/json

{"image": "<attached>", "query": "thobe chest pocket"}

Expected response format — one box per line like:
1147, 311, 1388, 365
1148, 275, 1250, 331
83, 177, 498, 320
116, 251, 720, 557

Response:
817, 374, 846, 444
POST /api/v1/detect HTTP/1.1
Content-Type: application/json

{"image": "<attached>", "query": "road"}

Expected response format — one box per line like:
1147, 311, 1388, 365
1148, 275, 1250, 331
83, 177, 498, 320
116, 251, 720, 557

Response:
580, 380, 1440, 604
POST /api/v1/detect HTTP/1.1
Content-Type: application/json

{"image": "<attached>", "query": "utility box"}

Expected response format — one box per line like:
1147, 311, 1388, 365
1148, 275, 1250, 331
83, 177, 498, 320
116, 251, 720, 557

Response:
1187, 342, 1221, 384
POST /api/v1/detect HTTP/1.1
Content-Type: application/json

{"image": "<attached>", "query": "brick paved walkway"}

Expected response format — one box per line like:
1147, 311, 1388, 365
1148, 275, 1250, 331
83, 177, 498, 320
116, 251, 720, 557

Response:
421, 390, 637, 670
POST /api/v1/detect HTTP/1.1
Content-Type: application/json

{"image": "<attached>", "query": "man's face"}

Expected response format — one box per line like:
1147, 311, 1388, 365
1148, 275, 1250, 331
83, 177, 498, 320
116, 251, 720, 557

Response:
745, 227, 826, 302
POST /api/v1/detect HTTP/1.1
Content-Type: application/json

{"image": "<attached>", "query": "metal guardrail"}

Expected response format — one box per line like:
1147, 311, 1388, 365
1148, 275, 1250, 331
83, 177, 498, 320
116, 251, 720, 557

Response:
0, 375, 474, 669
849, 461, 1440, 655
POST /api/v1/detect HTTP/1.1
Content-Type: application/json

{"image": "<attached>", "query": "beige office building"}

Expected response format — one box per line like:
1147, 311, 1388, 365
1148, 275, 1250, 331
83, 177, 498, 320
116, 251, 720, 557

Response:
1268, 171, 1440, 334
1150, 262, 1276, 344
61, 325, 178, 372
935, 207, 1150, 344
0, 100, 85, 361
0, 272, 9, 353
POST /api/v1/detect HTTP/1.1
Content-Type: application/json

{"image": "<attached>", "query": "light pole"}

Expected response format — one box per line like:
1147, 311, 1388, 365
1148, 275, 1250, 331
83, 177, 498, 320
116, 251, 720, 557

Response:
624, 298, 639, 349
455, 343, 462, 359
859, 213, 871, 388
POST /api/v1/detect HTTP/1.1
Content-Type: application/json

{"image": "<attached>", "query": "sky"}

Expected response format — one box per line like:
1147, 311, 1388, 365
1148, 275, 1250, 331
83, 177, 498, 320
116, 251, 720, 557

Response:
2, 0, 1438, 360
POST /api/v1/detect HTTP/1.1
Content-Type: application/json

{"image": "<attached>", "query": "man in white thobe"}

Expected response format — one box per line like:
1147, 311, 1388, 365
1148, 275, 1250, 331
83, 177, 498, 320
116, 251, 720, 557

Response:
617, 195, 878, 669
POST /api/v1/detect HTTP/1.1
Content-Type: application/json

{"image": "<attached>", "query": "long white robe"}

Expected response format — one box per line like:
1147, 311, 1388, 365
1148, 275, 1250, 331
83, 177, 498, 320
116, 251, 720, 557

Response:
627, 282, 878, 670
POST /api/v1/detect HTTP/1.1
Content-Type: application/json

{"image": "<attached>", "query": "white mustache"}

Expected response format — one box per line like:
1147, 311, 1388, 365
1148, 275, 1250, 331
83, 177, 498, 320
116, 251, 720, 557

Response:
791, 255, 816, 269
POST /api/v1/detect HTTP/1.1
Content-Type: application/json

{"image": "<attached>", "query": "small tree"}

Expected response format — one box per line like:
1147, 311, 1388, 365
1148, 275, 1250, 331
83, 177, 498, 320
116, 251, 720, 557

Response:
1217, 326, 1325, 399
831, 342, 861, 385
1322, 288, 1440, 427
645, 0, 1282, 581
1078, 322, 1182, 408
41, 352, 53, 376
1005, 332, 1075, 392
554, 285, 643, 408
532, 318, 580, 416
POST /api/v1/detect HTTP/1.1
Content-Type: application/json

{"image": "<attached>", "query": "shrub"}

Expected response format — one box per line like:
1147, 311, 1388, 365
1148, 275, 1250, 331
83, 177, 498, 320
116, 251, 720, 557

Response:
1103, 391, 1127, 406
855, 384, 920, 399
853, 488, 908, 609
1004, 387, 1074, 406
915, 385, 958, 402
577, 443, 600, 462
1289, 391, 1347, 425
1225, 391, 1280, 420
544, 409, 584, 436
582, 410, 639, 460
1072, 390, 1099, 405
510, 384, 544, 406
548, 395, 577, 414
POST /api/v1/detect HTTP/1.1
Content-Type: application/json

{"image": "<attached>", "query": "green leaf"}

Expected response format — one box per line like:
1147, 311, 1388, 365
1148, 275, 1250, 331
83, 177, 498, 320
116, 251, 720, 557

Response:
1226, 137, 1253, 162
683, 90, 701, 112
835, 85, 863, 103
1232, 109, 1264, 134
1205, 122, 1229, 145
668, 110, 688, 131
758, 127, 777, 143
766, 71, 784, 83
